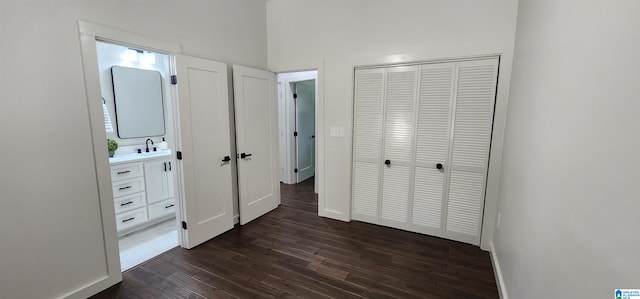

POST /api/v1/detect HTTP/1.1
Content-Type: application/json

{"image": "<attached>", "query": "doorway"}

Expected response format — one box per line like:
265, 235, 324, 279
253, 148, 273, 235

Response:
79, 21, 284, 295
277, 71, 318, 187
95, 40, 180, 271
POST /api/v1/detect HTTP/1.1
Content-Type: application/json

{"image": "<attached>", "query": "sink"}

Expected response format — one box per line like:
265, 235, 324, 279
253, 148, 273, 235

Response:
109, 149, 172, 164
139, 150, 169, 156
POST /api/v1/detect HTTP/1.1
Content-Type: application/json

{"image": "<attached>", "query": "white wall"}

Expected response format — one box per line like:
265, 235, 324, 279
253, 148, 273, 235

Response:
267, 0, 519, 248
492, 0, 640, 297
0, 1, 266, 298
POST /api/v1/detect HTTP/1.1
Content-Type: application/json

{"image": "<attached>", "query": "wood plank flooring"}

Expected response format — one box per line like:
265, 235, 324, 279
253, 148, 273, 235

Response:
92, 178, 498, 298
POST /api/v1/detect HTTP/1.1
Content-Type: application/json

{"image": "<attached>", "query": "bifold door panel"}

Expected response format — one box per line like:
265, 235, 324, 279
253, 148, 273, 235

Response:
352, 68, 385, 222
351, 57, 499, 245
411, 62, 456, 237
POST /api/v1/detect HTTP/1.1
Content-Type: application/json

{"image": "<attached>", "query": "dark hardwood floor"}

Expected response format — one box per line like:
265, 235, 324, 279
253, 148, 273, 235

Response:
93, 178, 498, 298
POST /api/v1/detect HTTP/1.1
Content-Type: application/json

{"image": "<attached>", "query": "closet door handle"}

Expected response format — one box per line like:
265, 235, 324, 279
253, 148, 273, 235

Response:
164, 162, 167, 172
436, 163, 443, 170
222, 155, 231, 162
168, 161, 172, 171
240, 153, 252, 159
384, 159, 391, 165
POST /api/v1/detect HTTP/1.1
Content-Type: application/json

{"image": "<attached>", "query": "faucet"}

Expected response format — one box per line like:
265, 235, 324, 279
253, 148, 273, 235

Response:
145, 138, 154, 152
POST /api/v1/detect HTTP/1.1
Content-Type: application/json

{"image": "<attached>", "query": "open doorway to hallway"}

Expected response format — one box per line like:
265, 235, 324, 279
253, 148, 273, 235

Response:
277, 71, 318, 189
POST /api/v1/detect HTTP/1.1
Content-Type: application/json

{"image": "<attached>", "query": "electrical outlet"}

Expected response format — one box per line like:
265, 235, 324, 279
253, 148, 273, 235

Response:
497, 212, 501, 230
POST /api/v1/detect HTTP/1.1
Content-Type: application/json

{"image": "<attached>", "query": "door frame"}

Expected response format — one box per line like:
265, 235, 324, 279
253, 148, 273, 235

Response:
273, 65, 324, 198
77, 20, 183, 296
276, 71, 317, 185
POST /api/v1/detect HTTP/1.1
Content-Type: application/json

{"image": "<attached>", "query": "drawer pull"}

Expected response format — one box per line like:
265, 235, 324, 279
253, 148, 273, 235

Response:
122, 217, 135, 223
120, 201, 134, 207
117, 170, 131, 175
118, 186, 132, 191
165, 204, 175, 209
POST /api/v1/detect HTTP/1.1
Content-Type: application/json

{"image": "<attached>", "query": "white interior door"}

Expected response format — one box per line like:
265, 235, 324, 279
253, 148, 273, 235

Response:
295, 80, 315, 183
176, 55, 234, 249
233, 65, 281, 225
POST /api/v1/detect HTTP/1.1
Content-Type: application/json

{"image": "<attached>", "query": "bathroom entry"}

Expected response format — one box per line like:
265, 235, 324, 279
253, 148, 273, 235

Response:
277, 71, 318, 186
80, 21, 280, 290
96, 41, 180, 271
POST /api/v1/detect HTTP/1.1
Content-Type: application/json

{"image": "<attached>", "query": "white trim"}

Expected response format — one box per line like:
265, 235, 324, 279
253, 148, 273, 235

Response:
74, 27, 123, 299
354, 53, 500, 70
76, 20, 184, 298
78, 20, 181, 54
490, 242, 509, 299
319, 208, 348, 222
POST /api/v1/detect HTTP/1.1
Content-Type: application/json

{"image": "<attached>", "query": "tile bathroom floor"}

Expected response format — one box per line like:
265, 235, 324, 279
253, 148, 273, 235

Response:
118, 218, 179, 271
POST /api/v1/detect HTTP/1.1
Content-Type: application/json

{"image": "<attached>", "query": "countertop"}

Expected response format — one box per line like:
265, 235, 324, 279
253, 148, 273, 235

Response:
109, 149, 172, 165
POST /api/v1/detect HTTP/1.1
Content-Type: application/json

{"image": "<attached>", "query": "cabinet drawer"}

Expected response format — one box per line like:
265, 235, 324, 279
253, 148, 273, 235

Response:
112, 177, 145, 197
110, 162, 143, 182
114, 192, 146, 214
115, 207, 148, 231
148, 198, 176, 219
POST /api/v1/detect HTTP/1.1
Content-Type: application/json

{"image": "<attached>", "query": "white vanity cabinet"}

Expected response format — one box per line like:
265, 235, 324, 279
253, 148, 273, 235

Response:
109, 150, 176, 235
144, 159, 176, 219
110, 162, 148, 231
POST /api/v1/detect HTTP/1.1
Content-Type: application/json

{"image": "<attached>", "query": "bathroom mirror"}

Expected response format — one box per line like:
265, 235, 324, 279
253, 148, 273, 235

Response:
111, 66, 165, 138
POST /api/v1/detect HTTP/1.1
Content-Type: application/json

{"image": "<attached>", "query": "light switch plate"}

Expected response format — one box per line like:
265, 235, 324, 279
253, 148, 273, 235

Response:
330, 127, 345, 138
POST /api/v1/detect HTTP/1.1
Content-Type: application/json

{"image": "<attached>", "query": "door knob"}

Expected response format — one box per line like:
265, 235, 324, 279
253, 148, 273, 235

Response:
436, 163, 443, 170
240, 153, 253, 159
221, 156, 231, 162
384, 159, 391, 165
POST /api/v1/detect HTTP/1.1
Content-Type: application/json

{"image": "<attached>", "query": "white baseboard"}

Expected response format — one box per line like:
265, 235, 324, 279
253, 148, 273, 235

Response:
319, 208, 349, 222
490, 242, 509, 299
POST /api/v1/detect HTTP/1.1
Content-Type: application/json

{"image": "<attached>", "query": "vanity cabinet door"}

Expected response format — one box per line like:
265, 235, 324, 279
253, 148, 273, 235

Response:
144, 159, 173, 204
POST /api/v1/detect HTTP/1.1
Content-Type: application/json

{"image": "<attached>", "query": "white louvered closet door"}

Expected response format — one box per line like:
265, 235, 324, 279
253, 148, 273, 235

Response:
380, 66, 418, 230
411, 62, 456, 237
445, 58, 499, 245
352, 68, 385, 223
